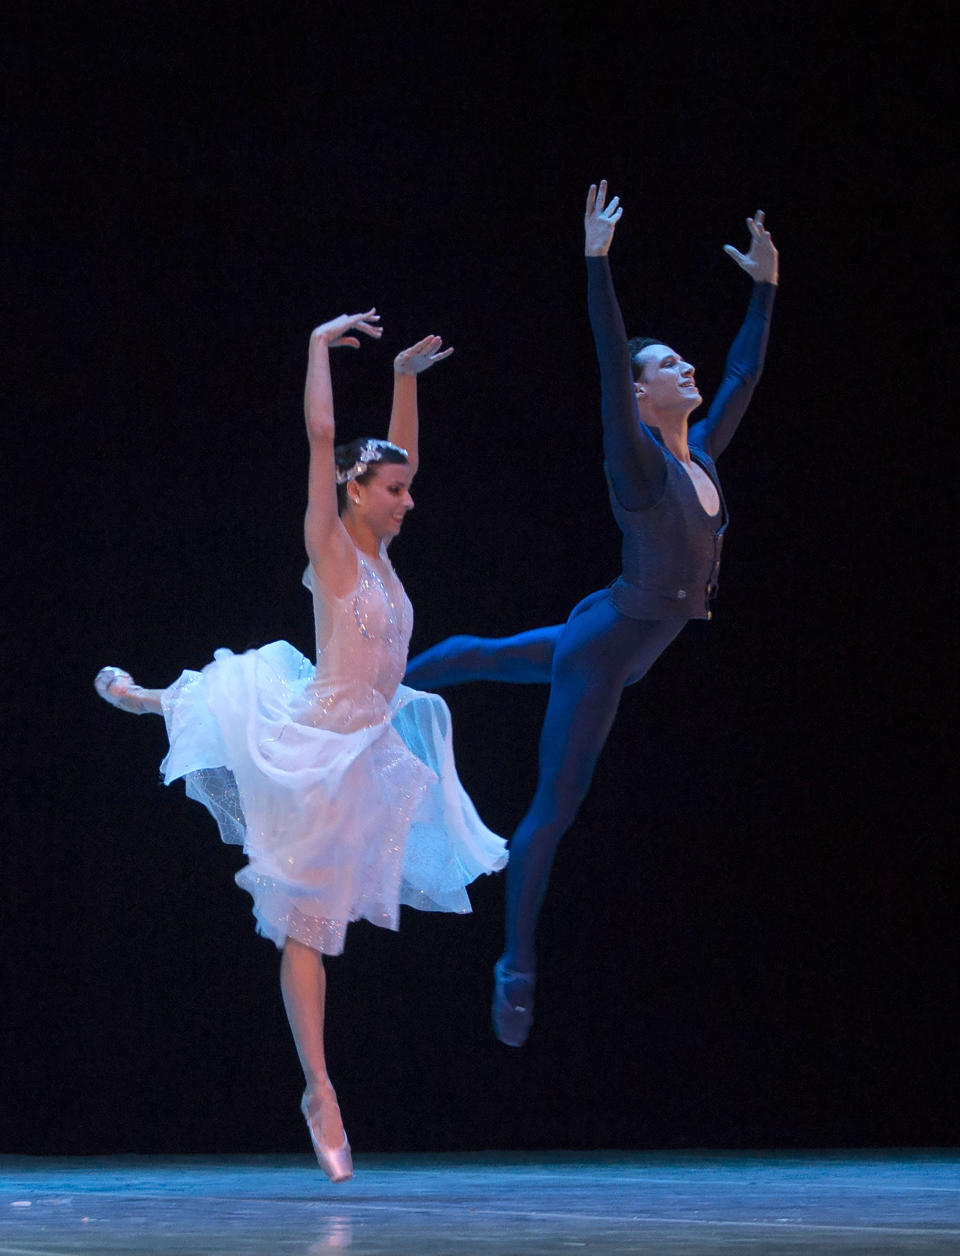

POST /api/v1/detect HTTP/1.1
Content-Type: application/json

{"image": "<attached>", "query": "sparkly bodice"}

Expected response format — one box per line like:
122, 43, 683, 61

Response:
302, 548, 413, 731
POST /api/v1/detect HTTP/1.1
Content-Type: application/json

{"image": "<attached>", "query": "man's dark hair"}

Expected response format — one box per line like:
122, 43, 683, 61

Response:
626, 336, 665, 383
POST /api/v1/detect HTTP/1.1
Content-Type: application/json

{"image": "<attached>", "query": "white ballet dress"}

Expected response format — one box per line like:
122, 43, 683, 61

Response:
159, 545, 507, 955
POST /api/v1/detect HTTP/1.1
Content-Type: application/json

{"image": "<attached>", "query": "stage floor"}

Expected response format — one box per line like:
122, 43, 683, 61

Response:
2, 1151, 958, 1254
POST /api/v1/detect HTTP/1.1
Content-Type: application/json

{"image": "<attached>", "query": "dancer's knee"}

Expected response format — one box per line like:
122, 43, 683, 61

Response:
405, 635, 486, 686
523, 776, 593, 849
441, 635, 496, 677
414, 632, 555, 686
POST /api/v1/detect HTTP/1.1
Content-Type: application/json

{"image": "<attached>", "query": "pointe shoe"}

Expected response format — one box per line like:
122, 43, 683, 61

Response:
492, 958, 536, 1047
301, 1091, 353, 1183
94, 666, 153, 715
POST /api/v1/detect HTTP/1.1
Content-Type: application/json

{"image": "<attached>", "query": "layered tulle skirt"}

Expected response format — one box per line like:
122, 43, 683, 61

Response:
159, 640, 507, 954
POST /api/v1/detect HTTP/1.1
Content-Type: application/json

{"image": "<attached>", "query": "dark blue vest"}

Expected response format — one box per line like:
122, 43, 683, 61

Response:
606, 439, 727, 621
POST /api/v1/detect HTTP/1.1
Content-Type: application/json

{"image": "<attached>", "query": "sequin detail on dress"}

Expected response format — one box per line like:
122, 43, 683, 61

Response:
159, 548, 507, 954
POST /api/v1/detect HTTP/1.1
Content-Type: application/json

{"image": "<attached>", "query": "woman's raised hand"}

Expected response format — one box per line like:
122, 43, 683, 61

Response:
584, 180, 623, 257
723, 211, 779, 285
312, 309, 383, 349
393, 335, 454, 375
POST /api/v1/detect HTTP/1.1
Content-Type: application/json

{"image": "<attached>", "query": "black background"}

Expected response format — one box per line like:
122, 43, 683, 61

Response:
4, 1, 955, 1155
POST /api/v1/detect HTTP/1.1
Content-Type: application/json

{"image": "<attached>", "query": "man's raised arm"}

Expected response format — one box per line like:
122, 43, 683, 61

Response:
692, 211, 778, 460
585, 181, 666, 511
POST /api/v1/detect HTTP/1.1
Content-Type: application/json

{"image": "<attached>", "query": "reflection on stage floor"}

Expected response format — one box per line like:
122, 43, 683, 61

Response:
2, 1151, 959, 1254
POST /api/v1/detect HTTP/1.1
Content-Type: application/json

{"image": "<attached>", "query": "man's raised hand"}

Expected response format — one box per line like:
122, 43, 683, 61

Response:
585, 180, 623, 257
723, 211, 779, 285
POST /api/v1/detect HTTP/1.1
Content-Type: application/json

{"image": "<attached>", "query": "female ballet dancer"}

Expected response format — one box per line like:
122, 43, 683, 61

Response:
404, 183, 778, 1046
94, 311, 507, 1179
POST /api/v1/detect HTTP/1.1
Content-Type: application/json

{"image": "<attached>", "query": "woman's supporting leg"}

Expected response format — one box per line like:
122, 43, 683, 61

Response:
495, 606, 685, 1044
281, 938, 351, 1179
280, 939, 336, 1109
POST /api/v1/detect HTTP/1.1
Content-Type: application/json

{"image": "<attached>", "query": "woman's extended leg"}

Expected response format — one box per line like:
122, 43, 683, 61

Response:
280, 938, 352, 1182
94, 667, 165, 715
494, 604, 685, 1045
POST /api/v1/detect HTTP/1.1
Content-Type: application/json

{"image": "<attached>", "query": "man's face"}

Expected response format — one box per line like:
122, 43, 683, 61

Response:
634, 344, 702, 413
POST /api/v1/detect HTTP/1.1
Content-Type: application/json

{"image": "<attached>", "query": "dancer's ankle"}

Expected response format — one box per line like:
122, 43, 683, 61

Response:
500, 950, 535, 979
302, 1082, 345, 1143
304, 1082, 334, 1103
94, 667, 163, 715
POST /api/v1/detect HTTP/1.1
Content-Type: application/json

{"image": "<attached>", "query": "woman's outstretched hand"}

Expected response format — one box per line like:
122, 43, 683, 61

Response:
584, 180, 623, 257
723, 211, 779, 285
312, 309, 383, 349
394, 335, 454, 375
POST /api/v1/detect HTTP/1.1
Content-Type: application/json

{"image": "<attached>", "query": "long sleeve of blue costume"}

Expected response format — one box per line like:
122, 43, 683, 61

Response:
690, 280, 776, 460
586, 255, 666, 511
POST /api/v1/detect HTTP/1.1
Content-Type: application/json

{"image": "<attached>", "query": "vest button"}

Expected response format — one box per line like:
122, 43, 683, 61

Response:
677, 589, 687, 599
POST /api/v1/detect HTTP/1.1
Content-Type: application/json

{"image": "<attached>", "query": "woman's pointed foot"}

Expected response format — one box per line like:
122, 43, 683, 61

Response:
94, 666, 160, 715
492, 958, 536, 1047
301, 1089, 353, 1183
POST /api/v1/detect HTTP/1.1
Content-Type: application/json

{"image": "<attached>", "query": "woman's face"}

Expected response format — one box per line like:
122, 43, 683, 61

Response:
351, 462, 414, 538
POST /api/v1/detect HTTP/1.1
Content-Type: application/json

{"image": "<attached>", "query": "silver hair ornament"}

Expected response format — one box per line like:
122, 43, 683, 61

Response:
335, 440, 408, 485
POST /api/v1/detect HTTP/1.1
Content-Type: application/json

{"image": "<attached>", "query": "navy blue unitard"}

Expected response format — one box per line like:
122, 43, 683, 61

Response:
405, 256, 775, 980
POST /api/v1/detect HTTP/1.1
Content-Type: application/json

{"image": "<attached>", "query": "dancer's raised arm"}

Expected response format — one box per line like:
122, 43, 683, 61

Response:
692, 212, 778, 459
303, 309, 381, 572
388, 335, 453, 478
585, 181, 667, 511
